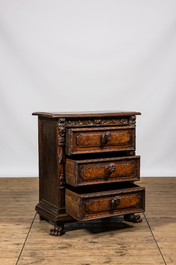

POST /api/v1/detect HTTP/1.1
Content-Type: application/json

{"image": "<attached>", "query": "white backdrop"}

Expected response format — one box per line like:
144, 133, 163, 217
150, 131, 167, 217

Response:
1, 0, 176, 177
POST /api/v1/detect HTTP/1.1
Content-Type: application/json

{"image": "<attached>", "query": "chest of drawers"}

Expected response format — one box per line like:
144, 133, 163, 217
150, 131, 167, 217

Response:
33, 111, 145, 236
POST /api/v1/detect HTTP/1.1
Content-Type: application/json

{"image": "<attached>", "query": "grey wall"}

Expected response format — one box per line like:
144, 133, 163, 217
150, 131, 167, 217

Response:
1, 0, 176, 177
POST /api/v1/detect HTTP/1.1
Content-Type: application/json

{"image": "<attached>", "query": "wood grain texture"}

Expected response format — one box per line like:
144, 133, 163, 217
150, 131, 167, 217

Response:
0, 177, 176, 265
65, 184, 145, 222
65, 156, 140, 187
34, 112, 139, 228
32, 111, 141, 118
65, 127, 135, 155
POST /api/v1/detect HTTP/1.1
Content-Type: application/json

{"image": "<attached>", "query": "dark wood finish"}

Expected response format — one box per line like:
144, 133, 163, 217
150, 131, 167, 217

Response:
65, 127, 135, 155
124, 213, 142, 223
65, 184, 145, 222
33, 111, 144, 235
32, 111, 141, 118
50, 224, 64, 236
65, 156, 140, 186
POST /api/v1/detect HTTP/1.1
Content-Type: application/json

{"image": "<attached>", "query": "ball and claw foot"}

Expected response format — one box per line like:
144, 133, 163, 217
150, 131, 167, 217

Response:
50, 225, 64, 236
124, 213, 142, 223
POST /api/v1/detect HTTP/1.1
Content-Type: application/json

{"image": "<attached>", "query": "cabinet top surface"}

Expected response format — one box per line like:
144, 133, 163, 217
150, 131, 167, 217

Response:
32, 111, 141, 118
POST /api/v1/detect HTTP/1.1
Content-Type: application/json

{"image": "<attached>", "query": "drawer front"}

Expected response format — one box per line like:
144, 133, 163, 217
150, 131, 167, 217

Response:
66, 156, 140, 187
65, 127, 135, 155
65, 185, 145, 222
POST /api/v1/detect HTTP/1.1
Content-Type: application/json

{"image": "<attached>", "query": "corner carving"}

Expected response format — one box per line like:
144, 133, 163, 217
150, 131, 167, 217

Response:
129, 116, 136, 126
58, 118, 65, 164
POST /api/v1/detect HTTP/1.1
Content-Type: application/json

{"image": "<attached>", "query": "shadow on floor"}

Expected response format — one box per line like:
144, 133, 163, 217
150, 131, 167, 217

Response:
63, 216, 134, 234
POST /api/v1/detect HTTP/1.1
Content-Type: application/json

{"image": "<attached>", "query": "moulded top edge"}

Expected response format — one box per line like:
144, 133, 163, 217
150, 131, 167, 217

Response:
32, 111, 141, 118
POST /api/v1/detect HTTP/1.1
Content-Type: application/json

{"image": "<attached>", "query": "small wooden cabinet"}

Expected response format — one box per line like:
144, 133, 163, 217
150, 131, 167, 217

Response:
33, 111, 145, 236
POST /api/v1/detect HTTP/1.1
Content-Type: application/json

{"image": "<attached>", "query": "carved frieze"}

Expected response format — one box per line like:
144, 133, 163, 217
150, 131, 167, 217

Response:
65, 118, 128, 127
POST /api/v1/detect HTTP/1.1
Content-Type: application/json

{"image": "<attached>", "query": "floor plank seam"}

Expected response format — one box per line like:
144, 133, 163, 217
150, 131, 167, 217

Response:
15, 212, 37, 265
144, 213, 167, 265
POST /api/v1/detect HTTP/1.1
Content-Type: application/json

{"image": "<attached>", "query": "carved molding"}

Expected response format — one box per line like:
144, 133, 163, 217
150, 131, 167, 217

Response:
65, 118, 128, 127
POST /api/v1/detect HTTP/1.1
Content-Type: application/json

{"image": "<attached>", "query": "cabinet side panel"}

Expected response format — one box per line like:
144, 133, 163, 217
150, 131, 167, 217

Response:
39, 118, 57, 206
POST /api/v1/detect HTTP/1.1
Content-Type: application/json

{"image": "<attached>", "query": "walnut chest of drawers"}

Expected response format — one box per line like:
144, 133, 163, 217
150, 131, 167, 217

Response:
32, 111, 145, 236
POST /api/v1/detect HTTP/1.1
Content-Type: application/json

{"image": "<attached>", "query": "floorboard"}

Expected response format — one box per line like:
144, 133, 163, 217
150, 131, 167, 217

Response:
0, 177, 175, 265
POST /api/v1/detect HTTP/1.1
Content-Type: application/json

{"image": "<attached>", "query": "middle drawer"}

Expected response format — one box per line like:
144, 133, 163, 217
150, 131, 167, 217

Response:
65, 156, 140, 187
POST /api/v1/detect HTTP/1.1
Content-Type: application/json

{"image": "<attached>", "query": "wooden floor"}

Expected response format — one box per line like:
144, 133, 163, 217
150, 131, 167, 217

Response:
0, 177, 176, 265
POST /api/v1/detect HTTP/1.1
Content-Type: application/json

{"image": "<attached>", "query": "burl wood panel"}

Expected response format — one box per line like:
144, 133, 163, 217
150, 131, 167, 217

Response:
65, 126, 135, 155
65, 156, 140, 187
65, 185, 145, 222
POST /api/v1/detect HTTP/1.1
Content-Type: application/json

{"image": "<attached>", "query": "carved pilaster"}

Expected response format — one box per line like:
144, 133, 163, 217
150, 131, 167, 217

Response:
58, 118, 65, 164
57, 118, 66, 213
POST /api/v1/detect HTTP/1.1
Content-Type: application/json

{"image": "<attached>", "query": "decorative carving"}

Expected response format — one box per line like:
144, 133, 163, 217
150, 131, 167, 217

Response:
58, 118, 65, 164
65, 118, 128, 127
59, 173, 65, 189
129, 116, 136, 126
94, 119, 101, 124
57, 118, 66, 214
50, 225, 64, 236
124, 213, 142, 223
58, 118, 65, 145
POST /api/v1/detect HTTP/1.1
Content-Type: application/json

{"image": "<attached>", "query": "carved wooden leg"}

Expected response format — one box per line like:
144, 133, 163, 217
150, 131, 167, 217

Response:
124, 213, 142, 223
50, 224, 64, 236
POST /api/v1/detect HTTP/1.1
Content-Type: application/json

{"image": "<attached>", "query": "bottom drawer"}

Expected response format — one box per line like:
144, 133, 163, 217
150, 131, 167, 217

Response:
65, 183, 145, 222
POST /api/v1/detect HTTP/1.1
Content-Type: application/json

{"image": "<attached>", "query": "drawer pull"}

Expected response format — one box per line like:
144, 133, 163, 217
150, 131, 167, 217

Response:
102, 132, 111, 144
105, 163, 116, 175
111, 196, 121, 208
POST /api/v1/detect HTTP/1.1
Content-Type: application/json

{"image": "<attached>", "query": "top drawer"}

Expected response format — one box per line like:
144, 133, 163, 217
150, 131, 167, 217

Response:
65, 126, 135, 155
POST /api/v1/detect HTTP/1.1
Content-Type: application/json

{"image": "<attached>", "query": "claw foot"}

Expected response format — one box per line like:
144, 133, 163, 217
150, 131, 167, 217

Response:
50, 225, 64, 236
124, 214, 142, 223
